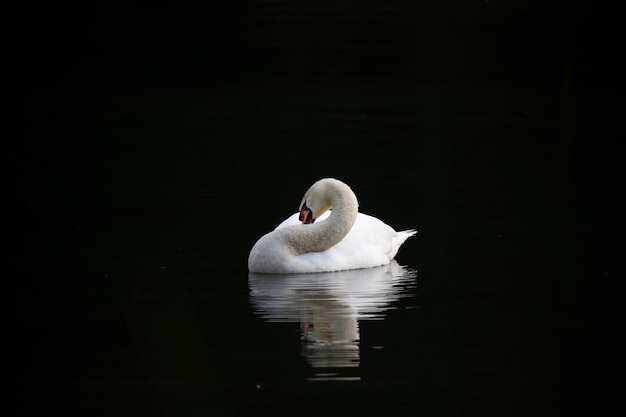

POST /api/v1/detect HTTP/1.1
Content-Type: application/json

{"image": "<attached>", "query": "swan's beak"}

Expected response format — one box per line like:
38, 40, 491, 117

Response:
299, 203, 315, 224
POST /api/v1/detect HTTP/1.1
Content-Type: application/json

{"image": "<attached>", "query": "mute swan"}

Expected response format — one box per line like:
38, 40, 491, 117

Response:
248, 178, 416, 274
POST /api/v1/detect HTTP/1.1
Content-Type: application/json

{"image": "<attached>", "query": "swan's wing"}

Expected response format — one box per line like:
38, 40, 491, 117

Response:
339, 213, 402, 259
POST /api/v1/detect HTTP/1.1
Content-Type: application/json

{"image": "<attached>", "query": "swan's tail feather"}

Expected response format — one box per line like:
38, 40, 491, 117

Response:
396, 229, 417, 246
388, 229, 417, 260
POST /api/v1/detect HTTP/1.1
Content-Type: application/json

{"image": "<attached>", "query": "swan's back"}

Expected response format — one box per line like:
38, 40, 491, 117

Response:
273, 211, 416, 273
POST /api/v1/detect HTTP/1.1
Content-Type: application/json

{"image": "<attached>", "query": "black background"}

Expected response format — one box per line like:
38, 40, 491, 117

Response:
6, 1, 620, 415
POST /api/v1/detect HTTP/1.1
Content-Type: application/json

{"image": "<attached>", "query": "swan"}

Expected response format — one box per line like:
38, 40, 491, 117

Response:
248, 178, 416, 274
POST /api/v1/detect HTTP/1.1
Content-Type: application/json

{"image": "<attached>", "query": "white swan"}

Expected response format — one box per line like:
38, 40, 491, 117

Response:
248, 178, 416, 274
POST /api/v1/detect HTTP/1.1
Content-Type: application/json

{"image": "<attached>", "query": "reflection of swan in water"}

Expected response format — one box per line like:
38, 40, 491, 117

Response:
248, 261, 416, 379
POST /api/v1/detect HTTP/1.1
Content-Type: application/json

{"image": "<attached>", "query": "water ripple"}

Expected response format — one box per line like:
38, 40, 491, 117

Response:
248, 261, 417, 378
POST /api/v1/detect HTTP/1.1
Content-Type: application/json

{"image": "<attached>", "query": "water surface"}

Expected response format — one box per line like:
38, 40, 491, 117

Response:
249, 262, 417, 380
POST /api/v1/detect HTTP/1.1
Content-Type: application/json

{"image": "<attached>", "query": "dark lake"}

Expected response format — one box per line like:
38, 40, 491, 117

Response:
8, 1, 618, 416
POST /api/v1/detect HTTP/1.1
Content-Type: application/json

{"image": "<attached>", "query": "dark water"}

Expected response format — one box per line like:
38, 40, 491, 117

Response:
7, 1, 619, 416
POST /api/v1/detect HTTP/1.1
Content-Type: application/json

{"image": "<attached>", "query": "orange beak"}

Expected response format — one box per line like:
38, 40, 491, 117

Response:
299, 203, 315, 224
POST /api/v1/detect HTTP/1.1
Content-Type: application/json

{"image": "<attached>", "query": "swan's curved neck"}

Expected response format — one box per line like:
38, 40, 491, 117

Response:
287, 181, 358, 255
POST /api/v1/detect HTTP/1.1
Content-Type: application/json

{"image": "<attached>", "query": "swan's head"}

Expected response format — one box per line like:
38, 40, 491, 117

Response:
298, 179, 334, 224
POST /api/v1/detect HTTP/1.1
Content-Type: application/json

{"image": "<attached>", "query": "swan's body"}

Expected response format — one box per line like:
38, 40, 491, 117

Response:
248, 178, 416, 274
